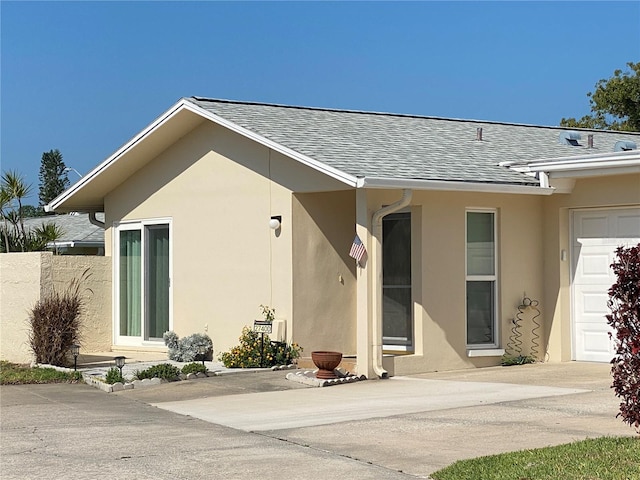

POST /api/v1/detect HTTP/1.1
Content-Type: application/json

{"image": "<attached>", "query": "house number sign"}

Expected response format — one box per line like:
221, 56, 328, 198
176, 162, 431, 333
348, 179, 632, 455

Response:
253, 320, 273, 334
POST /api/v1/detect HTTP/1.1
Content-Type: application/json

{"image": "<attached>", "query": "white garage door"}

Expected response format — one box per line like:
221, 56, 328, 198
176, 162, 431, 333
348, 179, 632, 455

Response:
572, 208, 640, 362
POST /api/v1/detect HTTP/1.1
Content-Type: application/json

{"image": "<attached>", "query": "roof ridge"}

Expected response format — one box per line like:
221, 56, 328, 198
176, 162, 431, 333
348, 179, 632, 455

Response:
188, 96, 640, 134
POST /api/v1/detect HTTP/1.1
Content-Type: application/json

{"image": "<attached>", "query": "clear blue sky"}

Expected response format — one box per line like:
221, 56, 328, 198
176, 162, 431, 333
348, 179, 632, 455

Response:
2, 1, 639, 205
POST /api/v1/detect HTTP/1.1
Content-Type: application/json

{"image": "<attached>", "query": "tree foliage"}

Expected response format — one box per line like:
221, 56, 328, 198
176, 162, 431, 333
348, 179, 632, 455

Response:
20, 205, 45, 218
1, 170, 32, 251
560, 62, 640, 132
38, 149, 69, 208
606, 244, 640, 433
1, 170, 63, 253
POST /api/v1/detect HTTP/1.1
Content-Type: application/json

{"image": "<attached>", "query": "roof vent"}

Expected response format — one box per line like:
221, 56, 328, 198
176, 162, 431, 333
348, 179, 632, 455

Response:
587, 134, 594, 149
614, 140, 637, 152
559, 131, 581, 146
476, 127, 483, 141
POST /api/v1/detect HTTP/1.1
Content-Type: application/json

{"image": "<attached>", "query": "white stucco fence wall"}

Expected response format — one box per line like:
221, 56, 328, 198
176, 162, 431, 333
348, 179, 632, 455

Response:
0, 252, 111, 363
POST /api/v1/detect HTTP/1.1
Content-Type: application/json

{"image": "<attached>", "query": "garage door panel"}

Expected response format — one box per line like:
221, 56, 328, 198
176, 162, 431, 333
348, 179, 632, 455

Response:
575, 215, 610, 240
575, 327, 614, 363
575, 288, 610, 321
572, 207, 640, 362
572, 246, 617, 285
614, 213, 640, 237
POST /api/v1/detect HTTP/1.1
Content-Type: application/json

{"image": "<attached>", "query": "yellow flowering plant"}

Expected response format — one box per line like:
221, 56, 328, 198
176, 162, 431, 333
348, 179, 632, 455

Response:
218, 306, 303, 368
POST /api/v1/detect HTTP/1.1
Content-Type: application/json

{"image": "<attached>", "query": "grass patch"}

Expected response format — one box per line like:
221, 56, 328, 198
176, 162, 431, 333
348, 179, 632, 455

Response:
431, 437, 639, 480
0, 360, 82, 385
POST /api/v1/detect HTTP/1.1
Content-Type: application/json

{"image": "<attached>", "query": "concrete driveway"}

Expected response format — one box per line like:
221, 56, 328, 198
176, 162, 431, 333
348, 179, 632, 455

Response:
1, 362, 635, 479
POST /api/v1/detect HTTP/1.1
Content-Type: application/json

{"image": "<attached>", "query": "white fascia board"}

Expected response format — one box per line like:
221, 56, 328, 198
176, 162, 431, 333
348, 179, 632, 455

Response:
183, 102, 358, 187
548, 165, 640, 179
527, 157, 640, 173
503, 150, 640, 171
356, 176, 554, 195
46, 100, 190, 212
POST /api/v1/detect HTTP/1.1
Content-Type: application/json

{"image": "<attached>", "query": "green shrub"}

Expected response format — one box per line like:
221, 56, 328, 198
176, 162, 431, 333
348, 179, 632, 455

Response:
181, 362, 207, 375
105, 367, 124, 384
219, 326, 302, 368
134, 363, 180, 381
501, 354, 535, 366
27, 269, 90, 366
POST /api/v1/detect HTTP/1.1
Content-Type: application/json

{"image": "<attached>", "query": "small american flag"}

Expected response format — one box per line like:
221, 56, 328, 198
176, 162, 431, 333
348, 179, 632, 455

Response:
349, 234, 367, 265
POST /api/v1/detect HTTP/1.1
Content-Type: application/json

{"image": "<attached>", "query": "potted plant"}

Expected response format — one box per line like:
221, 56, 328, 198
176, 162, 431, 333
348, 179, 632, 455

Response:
311, 351, 342, 379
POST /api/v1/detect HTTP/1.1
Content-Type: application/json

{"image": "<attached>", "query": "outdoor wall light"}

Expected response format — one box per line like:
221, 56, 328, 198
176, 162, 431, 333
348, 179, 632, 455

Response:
70, 344, 80, 371
197, 345, 207, 366
269, 215, 282, 230
114, 356, 126, 377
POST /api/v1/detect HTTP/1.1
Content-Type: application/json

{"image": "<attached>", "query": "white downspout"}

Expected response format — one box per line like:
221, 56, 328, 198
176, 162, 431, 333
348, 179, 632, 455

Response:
89, 212, 105, 229
371, 188, 413, 378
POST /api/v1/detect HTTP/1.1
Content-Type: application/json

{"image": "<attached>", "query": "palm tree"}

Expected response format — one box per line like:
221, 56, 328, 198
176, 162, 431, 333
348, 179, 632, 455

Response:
1, 171, 33, 251
33, 222, 65, 253
0, 187, 12, 252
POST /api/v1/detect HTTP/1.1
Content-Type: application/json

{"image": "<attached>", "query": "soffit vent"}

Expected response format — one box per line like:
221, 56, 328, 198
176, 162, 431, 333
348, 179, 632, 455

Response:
559, 131, 581, 146
614, 140, 637, 152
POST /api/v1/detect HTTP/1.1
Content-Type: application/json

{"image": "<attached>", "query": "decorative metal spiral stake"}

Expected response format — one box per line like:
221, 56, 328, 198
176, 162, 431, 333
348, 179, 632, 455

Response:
506, 307, 524, 356
506, 296, 542, 361
520, 297, 541, 359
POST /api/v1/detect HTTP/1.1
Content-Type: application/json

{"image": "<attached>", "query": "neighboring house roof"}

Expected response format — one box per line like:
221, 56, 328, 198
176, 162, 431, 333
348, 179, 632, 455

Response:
46, 97, 640, 213
23, 213, 105, 248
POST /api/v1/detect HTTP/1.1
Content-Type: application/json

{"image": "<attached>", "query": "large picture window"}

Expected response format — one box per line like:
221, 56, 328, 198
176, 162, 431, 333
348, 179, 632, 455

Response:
466, 210, 497, 346
116, 220, 171, 344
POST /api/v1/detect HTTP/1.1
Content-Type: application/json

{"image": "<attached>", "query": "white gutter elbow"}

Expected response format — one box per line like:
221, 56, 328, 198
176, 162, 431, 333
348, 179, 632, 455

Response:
371, 188, 413, 379
538, 171, 549, 189
89, 212, 106, 229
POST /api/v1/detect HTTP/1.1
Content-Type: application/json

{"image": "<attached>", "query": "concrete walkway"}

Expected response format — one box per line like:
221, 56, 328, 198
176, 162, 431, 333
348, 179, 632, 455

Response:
152, 376, 586, 431
2, 361, 636, 479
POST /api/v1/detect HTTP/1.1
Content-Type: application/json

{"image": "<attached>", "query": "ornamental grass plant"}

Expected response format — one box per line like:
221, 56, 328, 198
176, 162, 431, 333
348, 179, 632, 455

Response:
27, 269, 91, 366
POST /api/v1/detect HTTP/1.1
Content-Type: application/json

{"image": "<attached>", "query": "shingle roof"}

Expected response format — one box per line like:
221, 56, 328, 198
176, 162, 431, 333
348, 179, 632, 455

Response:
187, 97, 640, 186
23, 213, 105, 245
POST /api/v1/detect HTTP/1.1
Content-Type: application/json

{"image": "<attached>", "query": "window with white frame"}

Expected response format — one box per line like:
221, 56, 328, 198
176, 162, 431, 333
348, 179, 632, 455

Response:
466, 210, 498, 347
115, 220, 171, 344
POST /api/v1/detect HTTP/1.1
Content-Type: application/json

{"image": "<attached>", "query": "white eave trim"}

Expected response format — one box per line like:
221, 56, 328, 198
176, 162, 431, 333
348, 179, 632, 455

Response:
46, 99, 359, 213
356, 176, 554, 195
46, 241, 104, 248
501, 149, 640, 176
46, 100, 190, 212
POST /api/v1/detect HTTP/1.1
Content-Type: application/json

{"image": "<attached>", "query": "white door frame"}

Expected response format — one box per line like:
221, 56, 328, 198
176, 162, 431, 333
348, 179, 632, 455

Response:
113, 218, 173, 347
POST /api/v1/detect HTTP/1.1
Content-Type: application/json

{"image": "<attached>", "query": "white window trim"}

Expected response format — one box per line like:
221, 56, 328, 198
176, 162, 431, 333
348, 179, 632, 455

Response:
467, 348, 505, 357
113, 218, 173, 346
382, 209, 414, 352
465, 208, 499, 349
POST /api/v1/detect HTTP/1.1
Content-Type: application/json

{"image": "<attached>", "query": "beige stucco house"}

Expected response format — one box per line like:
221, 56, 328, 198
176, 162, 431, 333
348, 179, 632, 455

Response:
46, 97, 640, 377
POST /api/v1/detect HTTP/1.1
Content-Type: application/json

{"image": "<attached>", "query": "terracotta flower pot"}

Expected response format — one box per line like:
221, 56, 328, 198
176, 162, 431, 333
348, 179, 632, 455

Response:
311, 351, 342, 379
